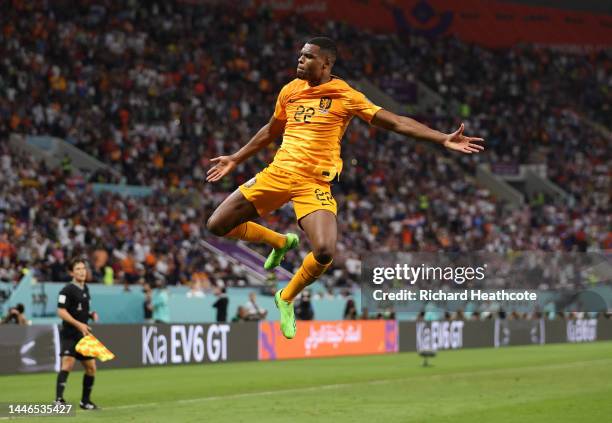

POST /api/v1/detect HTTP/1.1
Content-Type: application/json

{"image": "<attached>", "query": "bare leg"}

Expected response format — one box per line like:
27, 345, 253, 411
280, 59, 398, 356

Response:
299, 210, 337, 264
61, 356, 76, 372
206, 188, 287, 250
81, 358, 96, 376
206, 189, 260, 236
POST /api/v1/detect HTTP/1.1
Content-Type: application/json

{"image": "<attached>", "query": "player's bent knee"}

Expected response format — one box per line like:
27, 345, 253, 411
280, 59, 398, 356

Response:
206, 216, 229, 237
313, 247, 335, 265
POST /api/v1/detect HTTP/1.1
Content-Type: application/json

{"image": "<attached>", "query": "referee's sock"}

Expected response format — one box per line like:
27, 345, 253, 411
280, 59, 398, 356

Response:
226, 222, 286, 249
56, 370, 69, 400
82, 375, 95, 403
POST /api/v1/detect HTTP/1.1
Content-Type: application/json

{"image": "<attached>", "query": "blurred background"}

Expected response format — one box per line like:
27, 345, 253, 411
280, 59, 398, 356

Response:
0, 0, 609, 325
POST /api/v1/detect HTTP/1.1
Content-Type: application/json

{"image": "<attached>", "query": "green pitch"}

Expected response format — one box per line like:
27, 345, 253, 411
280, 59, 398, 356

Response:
1, 342, 611, 423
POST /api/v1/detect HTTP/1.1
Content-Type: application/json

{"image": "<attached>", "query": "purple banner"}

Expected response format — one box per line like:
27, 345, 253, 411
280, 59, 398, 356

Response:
205, 239, 294, 281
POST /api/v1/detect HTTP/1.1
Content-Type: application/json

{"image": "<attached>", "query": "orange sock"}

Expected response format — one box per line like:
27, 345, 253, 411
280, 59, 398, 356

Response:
281, 252, 331, 302
225, 222, 286, 249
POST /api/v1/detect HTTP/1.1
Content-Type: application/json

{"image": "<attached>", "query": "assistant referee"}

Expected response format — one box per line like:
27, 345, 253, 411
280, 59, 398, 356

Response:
54, 258, 99, 410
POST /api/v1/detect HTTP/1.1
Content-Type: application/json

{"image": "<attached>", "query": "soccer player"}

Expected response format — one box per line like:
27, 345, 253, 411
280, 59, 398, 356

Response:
206, 37, 484, 339
55, 258, 99, 410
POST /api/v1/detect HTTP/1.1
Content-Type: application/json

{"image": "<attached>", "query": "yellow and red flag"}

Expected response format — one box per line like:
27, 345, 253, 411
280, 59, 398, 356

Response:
75, 335, 116, 362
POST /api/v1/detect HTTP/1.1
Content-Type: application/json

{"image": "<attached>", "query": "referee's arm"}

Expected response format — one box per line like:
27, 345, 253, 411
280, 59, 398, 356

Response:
57, 308, 91, 336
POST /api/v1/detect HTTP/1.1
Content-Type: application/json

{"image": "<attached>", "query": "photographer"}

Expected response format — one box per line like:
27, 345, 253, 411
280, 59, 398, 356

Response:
1, 303, 27, 325
295, 291, 314, 321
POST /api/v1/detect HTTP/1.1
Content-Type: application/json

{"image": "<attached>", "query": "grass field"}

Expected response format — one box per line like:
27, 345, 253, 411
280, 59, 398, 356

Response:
1, 342, 611, 423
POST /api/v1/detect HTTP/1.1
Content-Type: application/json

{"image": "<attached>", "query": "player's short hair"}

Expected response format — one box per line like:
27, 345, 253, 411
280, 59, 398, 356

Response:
307, 37, 337, 64
15, 303, 25, 313
68, 257, 87, 271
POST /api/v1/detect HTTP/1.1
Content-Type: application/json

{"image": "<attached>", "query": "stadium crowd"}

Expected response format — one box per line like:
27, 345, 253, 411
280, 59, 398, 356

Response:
0, 1, 609, 291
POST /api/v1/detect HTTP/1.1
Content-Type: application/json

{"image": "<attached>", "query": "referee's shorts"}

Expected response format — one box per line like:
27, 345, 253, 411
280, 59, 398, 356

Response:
59, 332, 94, 361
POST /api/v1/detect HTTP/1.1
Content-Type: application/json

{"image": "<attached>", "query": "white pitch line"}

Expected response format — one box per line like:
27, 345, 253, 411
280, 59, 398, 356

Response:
111, 382, 369, 411
107, 357, 612, 412
0, 357, 609, 419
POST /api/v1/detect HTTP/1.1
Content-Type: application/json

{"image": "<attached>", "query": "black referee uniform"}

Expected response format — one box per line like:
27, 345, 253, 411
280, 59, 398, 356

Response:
55, 279, 99, 409
57, 282, 95, 360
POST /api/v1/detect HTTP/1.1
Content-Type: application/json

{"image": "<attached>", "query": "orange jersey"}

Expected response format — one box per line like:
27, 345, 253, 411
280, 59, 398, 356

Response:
272, 77, 381, 181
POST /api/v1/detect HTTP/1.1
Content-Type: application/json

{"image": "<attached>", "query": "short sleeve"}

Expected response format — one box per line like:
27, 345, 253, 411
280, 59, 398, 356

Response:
57, 287, 70, 309
344, 88, 382, 123
273, 84, 291, 120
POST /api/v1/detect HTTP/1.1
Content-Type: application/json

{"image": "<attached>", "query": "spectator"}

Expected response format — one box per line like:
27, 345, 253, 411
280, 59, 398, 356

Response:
212, 287, 229, 323
231, 306, 250, 323
152, 281, 169, 324
294, 291, 314, 321
243, 292, 267, 321
344, 298, 357, 320
143, 283, 153, 324
1, 303, 27, 325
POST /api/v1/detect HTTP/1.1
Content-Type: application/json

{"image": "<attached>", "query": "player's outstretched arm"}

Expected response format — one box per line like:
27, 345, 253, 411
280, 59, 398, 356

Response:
206, 116, 286, 182
371, 109, 485, 154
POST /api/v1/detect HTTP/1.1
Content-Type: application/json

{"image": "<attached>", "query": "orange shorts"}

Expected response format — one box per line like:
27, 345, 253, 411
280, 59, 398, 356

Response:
239, 166, 337, 221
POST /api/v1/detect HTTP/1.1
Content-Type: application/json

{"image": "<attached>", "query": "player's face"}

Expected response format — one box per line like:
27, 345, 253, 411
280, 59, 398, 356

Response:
71, 263, 87, 283
297, 44, 326, 81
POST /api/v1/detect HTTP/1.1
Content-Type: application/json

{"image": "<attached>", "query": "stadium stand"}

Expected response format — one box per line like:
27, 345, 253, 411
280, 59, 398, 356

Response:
0, 1, 609, 292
